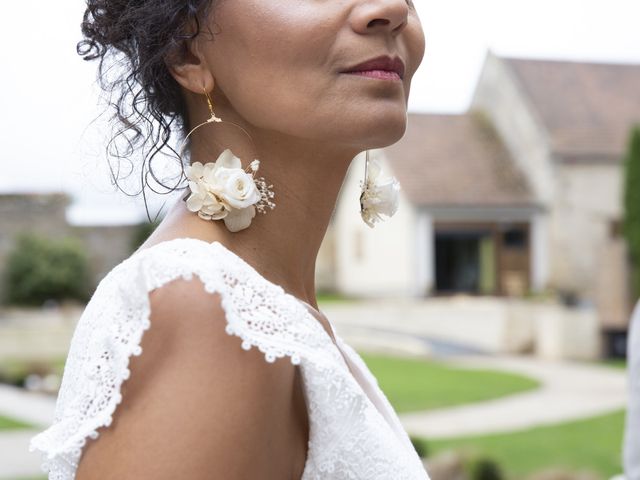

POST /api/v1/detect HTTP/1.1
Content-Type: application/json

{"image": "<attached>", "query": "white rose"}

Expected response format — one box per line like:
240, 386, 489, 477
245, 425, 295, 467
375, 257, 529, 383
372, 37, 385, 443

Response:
184, 149, 262, 229
215, 168, 261, 209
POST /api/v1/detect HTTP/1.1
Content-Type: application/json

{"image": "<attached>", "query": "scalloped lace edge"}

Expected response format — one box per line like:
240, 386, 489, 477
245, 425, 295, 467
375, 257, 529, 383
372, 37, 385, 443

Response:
28, 252, 305, 476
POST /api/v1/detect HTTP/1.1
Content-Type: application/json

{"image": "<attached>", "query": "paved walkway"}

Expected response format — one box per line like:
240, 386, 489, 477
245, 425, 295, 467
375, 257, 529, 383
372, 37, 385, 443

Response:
329, 318, 628, 439
0, 429, 46, 479
0, 385, 55, 479
398, 354, 627, 439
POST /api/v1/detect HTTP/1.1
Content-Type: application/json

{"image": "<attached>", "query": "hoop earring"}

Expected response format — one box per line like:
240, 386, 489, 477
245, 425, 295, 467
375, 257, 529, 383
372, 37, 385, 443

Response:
359, 149, 401, 228
178, 85, 275, 232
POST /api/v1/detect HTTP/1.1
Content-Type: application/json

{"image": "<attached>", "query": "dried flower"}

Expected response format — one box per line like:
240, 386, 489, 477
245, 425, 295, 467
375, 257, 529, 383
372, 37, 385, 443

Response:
185, 149, 274, 232
359, 158, 400, 228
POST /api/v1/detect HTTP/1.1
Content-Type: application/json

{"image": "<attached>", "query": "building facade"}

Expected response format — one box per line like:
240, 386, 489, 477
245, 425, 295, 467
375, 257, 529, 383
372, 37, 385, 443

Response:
331, 52, 640, 345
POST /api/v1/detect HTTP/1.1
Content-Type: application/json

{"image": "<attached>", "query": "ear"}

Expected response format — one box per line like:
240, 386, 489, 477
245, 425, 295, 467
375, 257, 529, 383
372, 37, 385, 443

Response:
166, 34, 215, 95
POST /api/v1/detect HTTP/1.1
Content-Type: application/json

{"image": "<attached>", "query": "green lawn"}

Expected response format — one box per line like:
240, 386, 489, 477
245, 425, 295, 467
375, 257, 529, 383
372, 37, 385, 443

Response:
3, 352, 624, 479
358, 352, 541, 413
420, 409, 626, 479
317, 293, 355, 304
0, 414, 35, 430
601, 358, 627, 370
0, 356, 66, 386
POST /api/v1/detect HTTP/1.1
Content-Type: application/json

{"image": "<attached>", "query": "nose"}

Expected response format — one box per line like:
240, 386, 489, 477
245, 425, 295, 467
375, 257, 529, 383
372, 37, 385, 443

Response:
350, 0, 410, 36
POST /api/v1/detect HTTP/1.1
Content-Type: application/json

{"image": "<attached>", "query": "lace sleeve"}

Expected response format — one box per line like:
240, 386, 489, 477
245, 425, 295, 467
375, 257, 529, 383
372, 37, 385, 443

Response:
27, 239, 315, 479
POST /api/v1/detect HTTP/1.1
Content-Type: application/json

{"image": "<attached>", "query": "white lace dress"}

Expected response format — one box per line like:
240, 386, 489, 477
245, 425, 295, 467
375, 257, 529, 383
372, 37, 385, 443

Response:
28, 237, 431, 479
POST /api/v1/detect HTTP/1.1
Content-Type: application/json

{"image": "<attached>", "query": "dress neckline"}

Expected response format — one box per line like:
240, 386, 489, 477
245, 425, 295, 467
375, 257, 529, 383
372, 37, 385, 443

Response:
133, 236, 407, 445
133, 237, 344, 346
208, 241, 350, 359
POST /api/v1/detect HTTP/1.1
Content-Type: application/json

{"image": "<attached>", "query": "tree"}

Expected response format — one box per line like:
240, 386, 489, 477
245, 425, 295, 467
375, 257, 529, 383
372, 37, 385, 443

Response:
623, 125, 640, 301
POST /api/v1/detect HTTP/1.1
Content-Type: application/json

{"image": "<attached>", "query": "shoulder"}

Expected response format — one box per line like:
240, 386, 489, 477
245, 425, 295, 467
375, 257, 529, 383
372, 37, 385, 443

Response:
145, 273, 297, 380
29, 237, 318, 478
74, 274, 301, 479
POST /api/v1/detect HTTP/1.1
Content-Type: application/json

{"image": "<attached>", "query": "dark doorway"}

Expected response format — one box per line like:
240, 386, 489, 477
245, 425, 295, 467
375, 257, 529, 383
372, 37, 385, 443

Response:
435, 232, 483, 293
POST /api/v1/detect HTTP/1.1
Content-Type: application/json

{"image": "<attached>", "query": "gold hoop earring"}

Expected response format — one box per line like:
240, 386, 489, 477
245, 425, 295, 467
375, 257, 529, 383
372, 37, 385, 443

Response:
178, 85, 275, 232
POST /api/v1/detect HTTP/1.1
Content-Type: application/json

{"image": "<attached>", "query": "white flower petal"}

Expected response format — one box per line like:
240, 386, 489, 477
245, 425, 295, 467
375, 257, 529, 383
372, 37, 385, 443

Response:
186, 162, 204, 181
186, 193, 204, 212
360, 172, 400, 227
202, 163, 220, 186
201, 192, 220, 207
187, 180, 202, 195
223, 206, 256, 232
202, 202, 228, 219
217, 149, 242, 169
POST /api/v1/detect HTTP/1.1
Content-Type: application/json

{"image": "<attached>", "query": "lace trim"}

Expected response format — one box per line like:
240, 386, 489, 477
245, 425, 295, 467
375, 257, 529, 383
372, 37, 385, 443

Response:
28, 238, 337, 478
28, 237, 429, 479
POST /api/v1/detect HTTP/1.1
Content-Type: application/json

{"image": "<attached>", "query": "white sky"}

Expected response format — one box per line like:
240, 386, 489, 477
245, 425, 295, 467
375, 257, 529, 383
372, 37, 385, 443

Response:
1, 0, 639, 224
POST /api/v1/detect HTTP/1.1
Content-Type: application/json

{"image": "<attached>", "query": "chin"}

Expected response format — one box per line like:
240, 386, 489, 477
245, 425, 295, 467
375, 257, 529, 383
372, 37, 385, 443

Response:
358, 109, 409, 148
293, 103, 409, 149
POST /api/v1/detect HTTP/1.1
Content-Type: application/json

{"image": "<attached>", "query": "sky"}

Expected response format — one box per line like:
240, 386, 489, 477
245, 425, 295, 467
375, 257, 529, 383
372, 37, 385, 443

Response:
0, 0, 639, 225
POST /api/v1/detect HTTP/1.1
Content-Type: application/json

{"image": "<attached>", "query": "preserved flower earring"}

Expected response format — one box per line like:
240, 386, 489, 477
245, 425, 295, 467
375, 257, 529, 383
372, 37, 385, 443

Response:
359, 150, 400, 228
179, 86, 275, 232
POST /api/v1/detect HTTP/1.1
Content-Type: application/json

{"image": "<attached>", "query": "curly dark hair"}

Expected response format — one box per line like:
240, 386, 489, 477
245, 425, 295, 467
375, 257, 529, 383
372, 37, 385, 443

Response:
76, 0, 217, 220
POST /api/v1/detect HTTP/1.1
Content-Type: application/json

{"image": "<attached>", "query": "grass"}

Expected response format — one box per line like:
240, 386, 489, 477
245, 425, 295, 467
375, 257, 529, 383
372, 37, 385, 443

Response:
316, 292, 355, 304
0, 356, 66, 386
419, 409, 626, 479
3, 352, 623, 478
601, 358, 627, 370
357, 352, 541, 413
9, 477, 47, 480
0, 414, 35, 430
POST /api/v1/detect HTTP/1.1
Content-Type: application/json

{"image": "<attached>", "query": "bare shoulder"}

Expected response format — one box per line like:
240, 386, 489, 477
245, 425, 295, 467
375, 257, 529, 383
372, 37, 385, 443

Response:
76, 275, 306, 480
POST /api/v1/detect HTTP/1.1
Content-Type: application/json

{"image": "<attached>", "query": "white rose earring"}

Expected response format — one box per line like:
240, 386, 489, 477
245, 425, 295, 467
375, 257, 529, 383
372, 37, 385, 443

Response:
359, 150, 401, 228
178, 85, 275, 232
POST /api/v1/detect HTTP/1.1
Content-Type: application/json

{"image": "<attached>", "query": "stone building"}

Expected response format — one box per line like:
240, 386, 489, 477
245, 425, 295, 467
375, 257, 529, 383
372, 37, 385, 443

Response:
332, 51, 640, 353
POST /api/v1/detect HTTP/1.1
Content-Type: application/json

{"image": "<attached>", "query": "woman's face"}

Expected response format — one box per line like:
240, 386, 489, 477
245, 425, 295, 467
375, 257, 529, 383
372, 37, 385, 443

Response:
197, 0, 425, 151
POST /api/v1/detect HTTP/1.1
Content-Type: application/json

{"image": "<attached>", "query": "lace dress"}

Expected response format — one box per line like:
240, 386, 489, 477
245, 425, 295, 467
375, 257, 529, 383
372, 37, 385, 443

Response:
28, 237, 431, 479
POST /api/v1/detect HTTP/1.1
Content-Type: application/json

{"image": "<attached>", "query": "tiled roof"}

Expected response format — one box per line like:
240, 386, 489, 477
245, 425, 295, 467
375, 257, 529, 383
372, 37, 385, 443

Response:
504, 57, 640, 160
384, 111, 536, 207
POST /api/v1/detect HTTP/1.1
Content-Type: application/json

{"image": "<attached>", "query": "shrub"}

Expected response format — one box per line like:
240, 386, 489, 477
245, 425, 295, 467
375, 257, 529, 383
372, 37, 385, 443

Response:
4, 232, 92, 306
466, 456, 504, 480
410, 436, 428, 458
130, 219, 160, 252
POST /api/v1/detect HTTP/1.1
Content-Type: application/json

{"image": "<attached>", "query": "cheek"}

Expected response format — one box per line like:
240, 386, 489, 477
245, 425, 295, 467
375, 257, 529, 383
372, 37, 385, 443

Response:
401, 18, 426, 101
408, 18, 426, 77
207, 1, 338, 128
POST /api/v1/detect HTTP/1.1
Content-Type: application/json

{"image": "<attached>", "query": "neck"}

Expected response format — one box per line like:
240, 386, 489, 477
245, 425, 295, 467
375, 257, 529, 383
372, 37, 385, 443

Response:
166, 121, 360, 307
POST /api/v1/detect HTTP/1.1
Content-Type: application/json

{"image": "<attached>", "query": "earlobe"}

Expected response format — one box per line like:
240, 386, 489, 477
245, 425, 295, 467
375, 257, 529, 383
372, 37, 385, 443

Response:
166, 37, 214, 95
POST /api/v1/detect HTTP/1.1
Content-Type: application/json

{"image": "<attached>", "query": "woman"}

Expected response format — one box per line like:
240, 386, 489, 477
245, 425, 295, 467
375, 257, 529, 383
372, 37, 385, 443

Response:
29, 0, 427, 478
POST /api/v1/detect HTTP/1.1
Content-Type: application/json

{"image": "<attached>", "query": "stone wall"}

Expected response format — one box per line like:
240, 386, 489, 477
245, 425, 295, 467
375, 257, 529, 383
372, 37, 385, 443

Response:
471, 52, 634, 329
0, 193, 139, 303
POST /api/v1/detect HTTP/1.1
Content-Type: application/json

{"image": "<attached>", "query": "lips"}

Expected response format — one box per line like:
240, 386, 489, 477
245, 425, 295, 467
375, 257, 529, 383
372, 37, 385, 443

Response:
340, 55, 405, 80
